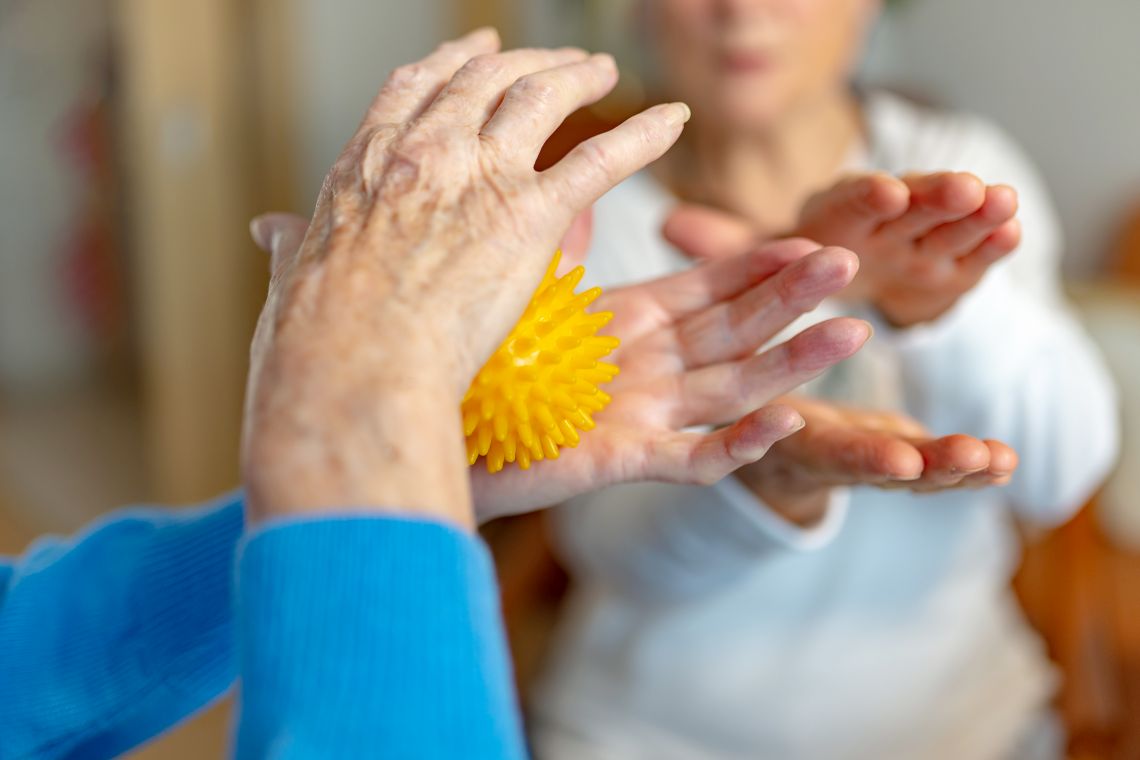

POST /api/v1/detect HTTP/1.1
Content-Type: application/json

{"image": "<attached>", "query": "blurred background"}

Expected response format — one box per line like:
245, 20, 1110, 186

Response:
0, 0, 1137, 757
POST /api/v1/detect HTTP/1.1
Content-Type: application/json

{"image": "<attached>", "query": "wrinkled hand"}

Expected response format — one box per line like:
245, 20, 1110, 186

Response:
253, 215, 870, 523
666, 172, 1022, 327
242, 29, 692, 527
734, 396, 1020, 526
795, 172, 1021, 326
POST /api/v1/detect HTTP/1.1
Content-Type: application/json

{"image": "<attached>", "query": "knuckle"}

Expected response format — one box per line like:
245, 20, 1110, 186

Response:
907, 258, 950, 286
360, 126, 397, 167
434, 39, 463, 56
774, 267, 805, 310
636, 118, 668, 151
513, 75, 561, 108
461, 54, 502, 78
385, 63, 426, 92
580, 140, 615, 178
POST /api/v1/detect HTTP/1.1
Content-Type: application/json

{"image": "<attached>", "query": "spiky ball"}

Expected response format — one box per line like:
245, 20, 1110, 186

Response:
462, 252, 620, 473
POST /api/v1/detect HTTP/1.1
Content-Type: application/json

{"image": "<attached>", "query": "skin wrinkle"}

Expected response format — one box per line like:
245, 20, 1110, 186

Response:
244, 32, 874, 528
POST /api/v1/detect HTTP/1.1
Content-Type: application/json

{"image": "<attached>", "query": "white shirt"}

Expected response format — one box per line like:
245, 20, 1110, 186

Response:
529, 92, 1120, 760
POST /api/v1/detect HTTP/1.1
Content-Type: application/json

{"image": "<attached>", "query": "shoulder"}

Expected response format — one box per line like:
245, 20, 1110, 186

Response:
863, 90, 1033, 182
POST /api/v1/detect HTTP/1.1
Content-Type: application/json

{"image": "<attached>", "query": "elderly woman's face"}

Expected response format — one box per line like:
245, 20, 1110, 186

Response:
648, 0, 878, 129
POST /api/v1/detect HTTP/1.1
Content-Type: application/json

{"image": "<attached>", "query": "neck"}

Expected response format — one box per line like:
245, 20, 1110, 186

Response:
658, 88, 862, 236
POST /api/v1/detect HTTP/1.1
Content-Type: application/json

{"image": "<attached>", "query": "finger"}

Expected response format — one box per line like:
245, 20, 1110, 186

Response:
983, 439, 1019, 476
541, 102, 691, 213
423, 47, 589, 129
785, 420, 926, 484
854, 409, 931, 439
676, 246, 859, 367
250, 213, 310, 274
911, 434, 991, 489
959, 472, 1014, 489
957, 218, 1021, 275
957, 440, 1019, 489
917, 184, 1018, 257
361, 28, 502, 128
676, 318, 871, 427
615, 238, 821, 322
647, 405, 806, 486
557, 207, 594, 272
482, 54, 619, 160
663, 203, 758, 261
796, 173, 909, 238
875, 172, 986, 241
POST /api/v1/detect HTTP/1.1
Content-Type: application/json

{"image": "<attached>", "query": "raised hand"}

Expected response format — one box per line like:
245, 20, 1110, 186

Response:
251, 215, 870, 523
795, 172, 1021, 326
666, 172, 1022, 327
469, 239, 871, 521
242, 30, 693, 527
734, 396, 1019, 526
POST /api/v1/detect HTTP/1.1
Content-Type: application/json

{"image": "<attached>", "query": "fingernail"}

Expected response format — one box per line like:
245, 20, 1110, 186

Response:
665, 101, 692, 127
860, 320, 875, 340
591, 52, 616, 68
249, 217, 271, 252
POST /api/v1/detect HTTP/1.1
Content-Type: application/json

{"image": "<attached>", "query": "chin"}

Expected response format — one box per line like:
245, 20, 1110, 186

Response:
704, 91, 791, 132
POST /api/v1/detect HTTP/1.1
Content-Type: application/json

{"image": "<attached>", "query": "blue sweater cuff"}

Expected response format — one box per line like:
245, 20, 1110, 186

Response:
236, 516, 526, 759
0, 494, 244, 759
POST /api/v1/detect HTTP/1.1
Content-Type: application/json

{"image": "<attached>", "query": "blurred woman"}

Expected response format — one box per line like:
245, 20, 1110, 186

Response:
530, 2, 1119, 759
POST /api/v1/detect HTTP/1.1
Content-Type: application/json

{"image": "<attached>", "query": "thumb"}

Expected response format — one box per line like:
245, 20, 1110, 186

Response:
557, 207, 594, 274
663, 203, 756, 262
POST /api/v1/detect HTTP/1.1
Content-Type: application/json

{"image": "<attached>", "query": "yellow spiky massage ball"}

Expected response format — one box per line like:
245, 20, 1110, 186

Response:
462, 252, 620, 473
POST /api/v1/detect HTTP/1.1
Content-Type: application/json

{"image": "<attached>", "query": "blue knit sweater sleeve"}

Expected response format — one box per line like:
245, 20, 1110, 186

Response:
234, 516, 526, 759
0, 494, 244, 760
0, 500, 525, 759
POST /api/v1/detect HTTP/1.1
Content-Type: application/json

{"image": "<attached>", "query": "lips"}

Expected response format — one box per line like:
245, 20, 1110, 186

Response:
721, 50, 775, 74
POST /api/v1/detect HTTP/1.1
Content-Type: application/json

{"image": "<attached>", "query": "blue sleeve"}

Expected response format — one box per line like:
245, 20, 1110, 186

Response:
0, 494, 244, 759
235, 516, 526, 760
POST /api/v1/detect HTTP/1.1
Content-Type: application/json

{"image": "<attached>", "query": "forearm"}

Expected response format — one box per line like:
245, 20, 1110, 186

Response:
234, 515, 525, 759
0, 494, 243, 759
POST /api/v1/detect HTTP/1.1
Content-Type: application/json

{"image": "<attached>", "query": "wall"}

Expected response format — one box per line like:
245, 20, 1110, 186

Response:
863, 0, 1140, 276
289, 0, 448, 205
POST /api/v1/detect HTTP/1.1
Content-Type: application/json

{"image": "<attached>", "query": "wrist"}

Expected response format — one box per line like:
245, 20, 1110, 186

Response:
734, 465, 833, 528
244, 369, 475, 531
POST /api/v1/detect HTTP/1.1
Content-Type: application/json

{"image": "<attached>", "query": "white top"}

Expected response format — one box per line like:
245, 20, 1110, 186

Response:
530, 92, 1120, 760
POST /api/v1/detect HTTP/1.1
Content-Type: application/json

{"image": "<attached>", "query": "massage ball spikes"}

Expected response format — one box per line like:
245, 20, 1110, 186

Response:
462, 252, 620, 473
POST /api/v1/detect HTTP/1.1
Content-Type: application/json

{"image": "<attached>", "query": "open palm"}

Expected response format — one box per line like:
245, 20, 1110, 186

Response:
250, 213, 869, 523
470, 237, 870, 520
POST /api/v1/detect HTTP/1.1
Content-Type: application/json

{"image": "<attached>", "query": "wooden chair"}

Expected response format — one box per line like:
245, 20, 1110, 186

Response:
1013, 201, 1140, 759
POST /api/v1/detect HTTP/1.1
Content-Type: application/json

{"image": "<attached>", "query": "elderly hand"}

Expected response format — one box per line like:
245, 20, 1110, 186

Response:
663, 203, 1020, 526
795, 172, 1022, 326
667, 172, 1022, 327
734, 396, 1019, 526
242, 29, 692, 528
470, 240, 870, 520
252, 214, 870, 523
